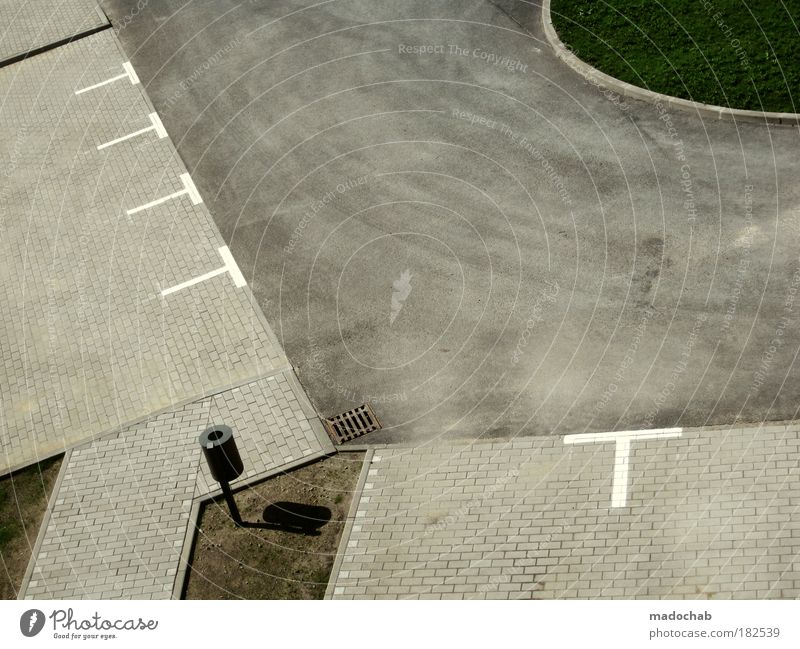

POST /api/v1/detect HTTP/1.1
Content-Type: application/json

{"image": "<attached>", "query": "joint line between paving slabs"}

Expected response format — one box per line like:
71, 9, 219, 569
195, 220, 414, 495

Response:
54, 367, 295, 462
1, 365, 295, 479
0, 23, 111, 69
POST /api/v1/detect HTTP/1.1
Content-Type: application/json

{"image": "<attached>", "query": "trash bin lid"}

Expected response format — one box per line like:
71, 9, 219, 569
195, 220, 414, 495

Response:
199, 424, 233, 450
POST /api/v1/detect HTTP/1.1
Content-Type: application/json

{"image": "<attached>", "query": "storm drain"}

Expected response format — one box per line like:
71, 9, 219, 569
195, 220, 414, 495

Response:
323, 404, 381, 444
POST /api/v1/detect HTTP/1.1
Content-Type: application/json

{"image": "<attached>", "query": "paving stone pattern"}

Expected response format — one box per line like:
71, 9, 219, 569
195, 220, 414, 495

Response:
0, 0, 107, 63
195, 372, 331, 496
0, 30, 286, 474
329, 425, 800, 599
23, 372, 330, 599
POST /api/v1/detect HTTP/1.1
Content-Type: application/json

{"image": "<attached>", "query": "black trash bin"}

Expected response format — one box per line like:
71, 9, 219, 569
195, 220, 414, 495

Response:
198, 424, 243, 483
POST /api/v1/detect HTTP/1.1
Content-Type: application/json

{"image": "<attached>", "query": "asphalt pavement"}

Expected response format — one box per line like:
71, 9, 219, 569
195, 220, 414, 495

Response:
101, 0, 800, 443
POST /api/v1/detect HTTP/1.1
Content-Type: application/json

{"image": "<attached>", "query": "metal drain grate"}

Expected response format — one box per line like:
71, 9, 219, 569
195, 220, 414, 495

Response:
323, 404, 381, 444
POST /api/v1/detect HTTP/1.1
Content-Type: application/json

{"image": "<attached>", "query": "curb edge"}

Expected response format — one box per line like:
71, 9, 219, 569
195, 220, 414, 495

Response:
541, 0, 800, 127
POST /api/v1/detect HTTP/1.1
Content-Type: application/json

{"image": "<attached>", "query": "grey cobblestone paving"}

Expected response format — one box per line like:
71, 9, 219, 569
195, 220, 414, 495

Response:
328, 425, 800, 599
0, 0, 107, 64
6, 27, 332, 598
195, 372, 332, 496
0, 30, 287, 474
23, 372, 330, 599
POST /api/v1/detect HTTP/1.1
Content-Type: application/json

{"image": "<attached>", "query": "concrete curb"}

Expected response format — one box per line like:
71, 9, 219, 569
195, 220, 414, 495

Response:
541, 0, 800, 127
196, 448, 334, 501
285, 368, 336, 454
324, 449, 374, 600
332, 416, 800, 450
17, 450, 71, 600
171, 499, 202, 600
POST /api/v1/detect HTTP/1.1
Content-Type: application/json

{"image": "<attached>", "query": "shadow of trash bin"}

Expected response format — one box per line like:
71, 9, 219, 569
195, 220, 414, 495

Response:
261, 502, 331, 536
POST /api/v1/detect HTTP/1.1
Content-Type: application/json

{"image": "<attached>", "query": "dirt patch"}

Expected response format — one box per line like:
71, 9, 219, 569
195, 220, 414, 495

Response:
0, 455, 63, 599
184, 453, 364, 599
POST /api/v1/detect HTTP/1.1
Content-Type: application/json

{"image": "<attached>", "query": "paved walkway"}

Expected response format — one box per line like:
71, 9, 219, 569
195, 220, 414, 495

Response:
102, 0, 800, 443
0, 0, 107, 64
0, 29, 284, 475
21, 372, 332, 599
328, 424, 799, 599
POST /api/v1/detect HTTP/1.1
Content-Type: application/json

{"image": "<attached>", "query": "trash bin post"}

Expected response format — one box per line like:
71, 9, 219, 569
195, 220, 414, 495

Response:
198, 424, 245, 527
219, 480, 243, 527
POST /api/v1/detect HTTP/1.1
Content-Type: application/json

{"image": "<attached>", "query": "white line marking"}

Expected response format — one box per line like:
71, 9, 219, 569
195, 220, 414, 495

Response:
563, 428, 683, 444
75, 61, 140, 94
127, 188, 186, 215
181, 173, 203, 205
97, 113, 167, 150
160, 266, 227, 296
564, 428, 682, 508
160, 246, 246, 297
218, 245, 246, 287
150, 112, 168, 138
75, 72, 127, 95
126, 173, 203, 215
122, 61, 140, 85
96, 124, 154, 150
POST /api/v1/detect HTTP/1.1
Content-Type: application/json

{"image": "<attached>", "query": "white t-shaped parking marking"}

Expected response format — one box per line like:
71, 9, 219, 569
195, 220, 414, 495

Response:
74, 61, 139, 95
160, 246, 246, 297
127, 173, 202, 216
96, 113, 167, 150
563, 428, 682, 508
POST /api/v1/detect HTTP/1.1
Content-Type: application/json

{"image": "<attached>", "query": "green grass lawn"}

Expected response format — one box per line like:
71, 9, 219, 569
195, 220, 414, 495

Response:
551, 0, 800, 112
